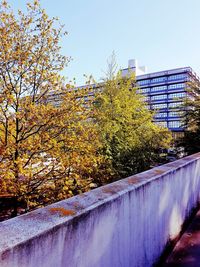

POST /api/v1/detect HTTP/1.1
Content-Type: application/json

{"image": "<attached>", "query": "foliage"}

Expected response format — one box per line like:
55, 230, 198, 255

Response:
0, 1, 172, 219
177, 81, 200, 154
93, 58, 172, 181
0, 0, 101, 215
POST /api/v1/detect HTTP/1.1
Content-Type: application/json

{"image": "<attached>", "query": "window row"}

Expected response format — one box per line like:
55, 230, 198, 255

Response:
155, 121, 183, 128
168, 102, 183, 108
151, 101, 184, 109
151, 95, 167, 100
154, 112, 167, 118
137, 74, 187, 85
151, 85, 167, 92
149, 93, 185, 101
154, 111, 184, 119
137, 80, 149, 85
168, 121, 182, 128
168, 111, 184, 117
168, 83, 185, 89
168, 74, 187, 81
151, 77, 166, 83
138, 83, 185, 94
152, 103, 167, 109
138, 88, 149, 93
168, 92, 186, 99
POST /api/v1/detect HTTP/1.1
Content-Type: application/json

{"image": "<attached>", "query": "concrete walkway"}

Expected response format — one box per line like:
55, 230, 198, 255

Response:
164, 209, 200, 267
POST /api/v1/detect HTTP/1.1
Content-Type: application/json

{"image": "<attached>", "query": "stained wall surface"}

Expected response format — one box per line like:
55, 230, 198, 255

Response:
0, 153, 200, 267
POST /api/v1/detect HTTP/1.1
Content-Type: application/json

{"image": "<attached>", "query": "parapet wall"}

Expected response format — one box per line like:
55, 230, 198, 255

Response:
1, 153, 200, 267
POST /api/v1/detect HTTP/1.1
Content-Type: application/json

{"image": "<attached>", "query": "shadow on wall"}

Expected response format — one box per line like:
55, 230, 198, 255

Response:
154, 160, 200, 266
162, 210, 200, 267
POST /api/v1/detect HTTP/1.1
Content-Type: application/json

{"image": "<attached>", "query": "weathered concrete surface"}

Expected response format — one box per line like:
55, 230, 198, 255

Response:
164, 209, 200, 267
0, 153, 200, 267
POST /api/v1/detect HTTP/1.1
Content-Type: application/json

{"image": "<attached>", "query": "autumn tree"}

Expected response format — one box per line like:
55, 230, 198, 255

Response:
93, 56, 172, 181
0, 0, 101, 216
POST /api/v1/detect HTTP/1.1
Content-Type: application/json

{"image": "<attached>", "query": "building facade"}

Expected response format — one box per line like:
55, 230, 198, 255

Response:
121, 60, 200, 134
48, 59, 200, 135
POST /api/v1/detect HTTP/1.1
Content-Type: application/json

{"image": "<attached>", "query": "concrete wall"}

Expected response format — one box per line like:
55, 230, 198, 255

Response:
0, 153, 200, 267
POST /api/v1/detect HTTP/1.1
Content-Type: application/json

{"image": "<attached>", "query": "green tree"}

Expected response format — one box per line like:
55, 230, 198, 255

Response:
177, 81, 200, 154
94, 57, 172, 181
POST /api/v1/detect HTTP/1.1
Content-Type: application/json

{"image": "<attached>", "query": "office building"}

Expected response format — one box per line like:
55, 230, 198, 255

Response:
47, 59, 200, 135
121, 60, 199, 134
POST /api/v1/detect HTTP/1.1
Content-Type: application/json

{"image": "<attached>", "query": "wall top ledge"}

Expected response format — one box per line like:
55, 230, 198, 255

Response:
0, 153, 200, 254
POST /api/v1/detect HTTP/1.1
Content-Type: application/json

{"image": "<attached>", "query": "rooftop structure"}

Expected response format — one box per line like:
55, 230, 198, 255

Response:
121, 59, 147, 76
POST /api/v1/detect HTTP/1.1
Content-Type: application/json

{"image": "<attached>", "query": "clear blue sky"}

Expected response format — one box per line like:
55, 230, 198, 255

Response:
8, 0, 200, 85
